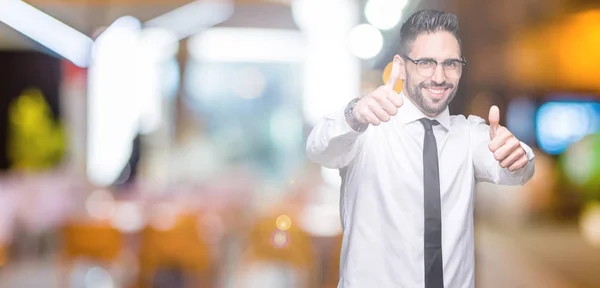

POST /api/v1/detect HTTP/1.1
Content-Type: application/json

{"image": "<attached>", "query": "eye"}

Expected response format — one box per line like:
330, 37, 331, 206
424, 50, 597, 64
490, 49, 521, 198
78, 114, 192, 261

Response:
417, 59, 435, 67
443, 61, 459, 69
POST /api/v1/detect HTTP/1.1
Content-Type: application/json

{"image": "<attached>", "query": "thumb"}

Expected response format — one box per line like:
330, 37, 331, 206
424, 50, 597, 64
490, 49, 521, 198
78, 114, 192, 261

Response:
385, 56, 401, 90
488, 105, 500, 139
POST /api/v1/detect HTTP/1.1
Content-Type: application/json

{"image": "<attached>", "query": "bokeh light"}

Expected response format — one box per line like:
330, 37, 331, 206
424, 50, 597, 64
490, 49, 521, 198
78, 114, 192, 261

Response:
270, 230, 290, 249
580, 202, 600, 248
561, 133, 600, 198
365, 0, 407, 30
85, 189, 116, 220
275, 214, 292, 231
536, 101, 600, 155
347, 24, 383, 59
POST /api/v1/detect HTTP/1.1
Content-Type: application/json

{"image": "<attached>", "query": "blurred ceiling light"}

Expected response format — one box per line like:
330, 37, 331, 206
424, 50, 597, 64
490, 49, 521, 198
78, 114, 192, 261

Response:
291, 0, 356, 32
347, 24, 383, 59
87, 16, 142, 187
137, 28, 179, 62
0, 0, 93, 67
188, 28, 305, 63
365, 0, 407, 30
295, 0, 360, 126
145, 0, 233, 41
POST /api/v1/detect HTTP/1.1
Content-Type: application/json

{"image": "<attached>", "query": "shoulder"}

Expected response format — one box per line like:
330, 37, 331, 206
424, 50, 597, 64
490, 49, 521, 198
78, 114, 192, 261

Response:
450, 114, 486, 123
449, 114, 486, 126
450, 114, 489, 134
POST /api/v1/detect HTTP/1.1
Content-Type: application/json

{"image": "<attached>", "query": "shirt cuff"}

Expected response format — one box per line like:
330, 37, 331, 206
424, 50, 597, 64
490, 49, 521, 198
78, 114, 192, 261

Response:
332, 108, 367, 135
505, 141, 535, 177
520, 141, 535, 161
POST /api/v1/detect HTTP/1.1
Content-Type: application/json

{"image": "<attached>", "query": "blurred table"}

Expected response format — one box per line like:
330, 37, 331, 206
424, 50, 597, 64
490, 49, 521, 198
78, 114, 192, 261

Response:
475, 222, 600, 288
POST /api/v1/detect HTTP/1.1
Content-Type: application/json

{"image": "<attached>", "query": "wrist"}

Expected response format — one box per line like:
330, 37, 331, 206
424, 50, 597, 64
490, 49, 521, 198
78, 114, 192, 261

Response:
344, 98, 368, 132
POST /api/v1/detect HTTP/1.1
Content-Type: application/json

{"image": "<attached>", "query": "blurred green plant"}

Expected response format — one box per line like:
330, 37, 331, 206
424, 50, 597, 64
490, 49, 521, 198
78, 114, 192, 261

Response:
7, 88, 66, 171
560, 133, 600, 202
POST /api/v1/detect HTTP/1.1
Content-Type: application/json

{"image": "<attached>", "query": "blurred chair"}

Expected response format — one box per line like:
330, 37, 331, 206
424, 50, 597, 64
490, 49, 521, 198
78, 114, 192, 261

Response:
136, 212, 213, 288
61, 221, 123, 263
0, 242, 6, 268
60, 220, 124, 287
235, 211, 317, 288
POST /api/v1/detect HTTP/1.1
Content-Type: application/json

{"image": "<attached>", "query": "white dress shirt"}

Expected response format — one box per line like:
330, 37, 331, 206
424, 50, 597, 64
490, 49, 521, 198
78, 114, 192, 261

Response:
306, 93, 535, 288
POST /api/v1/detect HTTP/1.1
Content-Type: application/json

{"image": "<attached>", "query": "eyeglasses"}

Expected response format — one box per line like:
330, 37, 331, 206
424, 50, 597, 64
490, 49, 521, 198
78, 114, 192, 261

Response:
401, 54, 467, 79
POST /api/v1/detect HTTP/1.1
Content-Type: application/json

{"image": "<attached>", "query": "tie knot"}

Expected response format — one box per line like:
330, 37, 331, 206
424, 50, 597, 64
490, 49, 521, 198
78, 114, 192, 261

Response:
418, 118, 439, 130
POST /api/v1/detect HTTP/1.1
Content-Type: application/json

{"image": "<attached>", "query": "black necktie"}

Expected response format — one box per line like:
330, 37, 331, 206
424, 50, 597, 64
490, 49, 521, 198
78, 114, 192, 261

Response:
418, 118, 444, 288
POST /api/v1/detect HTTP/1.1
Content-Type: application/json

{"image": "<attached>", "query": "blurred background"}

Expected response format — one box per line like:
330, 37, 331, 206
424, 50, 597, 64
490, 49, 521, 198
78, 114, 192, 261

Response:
0, 0, 599, 287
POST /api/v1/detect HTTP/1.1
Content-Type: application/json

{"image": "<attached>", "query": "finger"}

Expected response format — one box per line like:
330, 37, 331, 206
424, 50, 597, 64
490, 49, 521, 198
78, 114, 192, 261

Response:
488, 105, 500, 139
493, 137, 521, 163
385, 56, 401, 90
387, 91, 403, 108
355, 105, 378, 125
499, 145, 525, 168
375, 96, 398, 116
508, 155, 529, 171
369, 102, 391, 122
488, 127, 512, 152
363, 110, 381, 126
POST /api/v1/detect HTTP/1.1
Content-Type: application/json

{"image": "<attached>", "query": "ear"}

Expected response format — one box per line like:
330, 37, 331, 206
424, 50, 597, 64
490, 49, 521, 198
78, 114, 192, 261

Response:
394, 54, 406, 81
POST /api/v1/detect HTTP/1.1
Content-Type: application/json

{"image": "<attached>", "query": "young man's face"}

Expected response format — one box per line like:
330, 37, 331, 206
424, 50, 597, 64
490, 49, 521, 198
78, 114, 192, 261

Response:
399, 31, 463, 116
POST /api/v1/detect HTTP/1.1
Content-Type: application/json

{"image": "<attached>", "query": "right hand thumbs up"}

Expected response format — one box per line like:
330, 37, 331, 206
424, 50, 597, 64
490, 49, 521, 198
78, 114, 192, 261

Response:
353, 56, 404, 126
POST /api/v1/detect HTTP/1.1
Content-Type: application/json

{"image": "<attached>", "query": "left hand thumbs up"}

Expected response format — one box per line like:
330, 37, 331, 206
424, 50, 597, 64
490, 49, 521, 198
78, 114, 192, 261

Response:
488, 105, 500, 140
487, 105, 528, 171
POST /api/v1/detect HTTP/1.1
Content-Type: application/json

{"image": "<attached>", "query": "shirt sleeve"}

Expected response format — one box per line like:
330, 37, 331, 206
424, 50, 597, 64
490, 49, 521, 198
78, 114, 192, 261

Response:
305, 107, 367, 169
469, 115, 535, 185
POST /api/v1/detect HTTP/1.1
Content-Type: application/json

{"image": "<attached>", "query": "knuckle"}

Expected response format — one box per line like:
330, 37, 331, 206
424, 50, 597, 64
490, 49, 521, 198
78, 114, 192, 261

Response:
509, 138, 520, 148
493, 152, 502, 161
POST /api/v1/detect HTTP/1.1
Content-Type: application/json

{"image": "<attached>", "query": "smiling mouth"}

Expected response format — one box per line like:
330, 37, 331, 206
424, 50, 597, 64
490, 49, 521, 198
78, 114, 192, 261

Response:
427, 88, 447, 94
424, 87, 450, 99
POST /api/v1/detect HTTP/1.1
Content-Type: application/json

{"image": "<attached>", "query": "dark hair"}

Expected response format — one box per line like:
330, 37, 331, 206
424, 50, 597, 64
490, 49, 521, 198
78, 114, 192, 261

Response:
399, 10, 461, 55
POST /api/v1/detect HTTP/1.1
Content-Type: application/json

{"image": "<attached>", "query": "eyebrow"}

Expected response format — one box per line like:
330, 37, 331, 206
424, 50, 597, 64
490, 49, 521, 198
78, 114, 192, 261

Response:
415, 57, 462, 62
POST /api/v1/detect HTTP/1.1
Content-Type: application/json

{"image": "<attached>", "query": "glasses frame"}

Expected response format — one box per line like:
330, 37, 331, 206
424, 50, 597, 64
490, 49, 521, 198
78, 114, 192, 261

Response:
401, 54, 467, 79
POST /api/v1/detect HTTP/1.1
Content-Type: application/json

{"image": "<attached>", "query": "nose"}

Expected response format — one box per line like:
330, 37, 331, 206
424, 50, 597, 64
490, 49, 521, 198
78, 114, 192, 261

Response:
432, 63, 446, 84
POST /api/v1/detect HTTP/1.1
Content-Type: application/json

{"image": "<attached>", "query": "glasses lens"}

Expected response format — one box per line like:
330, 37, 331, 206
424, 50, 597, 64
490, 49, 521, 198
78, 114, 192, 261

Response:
415, 60, 464, 78
417, 62, 435, 78
444, 64, 463, 79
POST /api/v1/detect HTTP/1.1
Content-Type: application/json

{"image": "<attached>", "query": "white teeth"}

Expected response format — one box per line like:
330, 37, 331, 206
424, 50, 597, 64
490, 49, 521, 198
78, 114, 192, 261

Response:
427, 88, 445, 94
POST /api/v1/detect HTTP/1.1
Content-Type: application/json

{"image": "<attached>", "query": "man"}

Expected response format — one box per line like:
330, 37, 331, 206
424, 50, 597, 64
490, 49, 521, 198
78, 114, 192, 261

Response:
305, 10, 535, 288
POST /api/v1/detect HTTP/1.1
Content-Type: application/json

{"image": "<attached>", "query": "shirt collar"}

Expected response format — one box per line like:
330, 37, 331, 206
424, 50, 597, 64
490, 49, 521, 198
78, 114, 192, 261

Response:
395, 91, 451, 130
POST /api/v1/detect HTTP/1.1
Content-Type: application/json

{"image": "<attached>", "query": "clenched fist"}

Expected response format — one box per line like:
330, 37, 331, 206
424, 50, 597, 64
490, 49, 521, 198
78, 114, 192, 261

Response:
352, 58, 404, 126
488, 106, 528, 171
